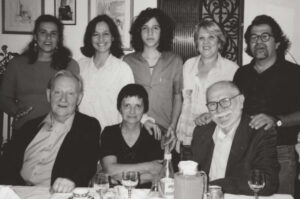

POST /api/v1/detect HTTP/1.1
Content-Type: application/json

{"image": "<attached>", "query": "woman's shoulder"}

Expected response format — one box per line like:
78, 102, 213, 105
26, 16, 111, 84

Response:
102, 124, 121, 137
77, 56, 92, 66
8, 55, 28, 66
67, 58, 80, 74
110, 55, 133, 72
219, 56, 239, 69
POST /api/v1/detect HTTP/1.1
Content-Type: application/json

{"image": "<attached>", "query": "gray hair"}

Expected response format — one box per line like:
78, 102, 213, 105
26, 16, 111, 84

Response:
47, 70, 83, 93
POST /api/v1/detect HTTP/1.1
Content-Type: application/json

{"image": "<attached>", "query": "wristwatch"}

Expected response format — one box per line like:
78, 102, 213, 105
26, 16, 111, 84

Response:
274, 116, 283, 127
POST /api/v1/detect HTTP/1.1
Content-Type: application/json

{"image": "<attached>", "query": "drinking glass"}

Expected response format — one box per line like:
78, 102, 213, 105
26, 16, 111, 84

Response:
248, 169, 265, 199
121, 171, 139, 199
92, 172, 109, 196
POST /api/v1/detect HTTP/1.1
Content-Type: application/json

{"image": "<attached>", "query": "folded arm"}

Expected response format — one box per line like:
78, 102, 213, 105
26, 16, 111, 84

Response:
101, 155, 162, 184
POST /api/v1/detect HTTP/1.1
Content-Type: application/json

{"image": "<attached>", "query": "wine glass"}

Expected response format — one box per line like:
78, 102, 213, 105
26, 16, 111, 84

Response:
121, 171, 139, 199
248, 169, 265, 199
92, 172, 109, 197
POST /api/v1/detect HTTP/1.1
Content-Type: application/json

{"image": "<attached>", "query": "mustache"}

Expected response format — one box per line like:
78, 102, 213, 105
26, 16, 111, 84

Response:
213, 110, 232, 118
254, 43, 267, 49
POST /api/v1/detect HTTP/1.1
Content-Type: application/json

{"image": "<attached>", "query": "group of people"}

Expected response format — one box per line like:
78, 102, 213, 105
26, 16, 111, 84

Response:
0, 6, 299, 197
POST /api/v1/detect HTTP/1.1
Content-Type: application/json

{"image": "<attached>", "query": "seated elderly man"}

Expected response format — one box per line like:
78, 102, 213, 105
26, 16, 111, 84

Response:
191, 81, 279, 195
0, 70, 101, 193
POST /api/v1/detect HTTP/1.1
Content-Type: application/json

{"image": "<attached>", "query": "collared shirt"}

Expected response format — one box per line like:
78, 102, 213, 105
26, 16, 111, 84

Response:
20, 113, 75, 186
234, 58, 300, 145
123, 51, 183, 129
176, 54, 238, 145
78, 55, 134, 131
209, 118, 241, 181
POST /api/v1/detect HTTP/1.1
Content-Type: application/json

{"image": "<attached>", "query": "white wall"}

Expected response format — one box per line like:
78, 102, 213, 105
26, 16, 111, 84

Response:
243, 0, 300, 65
0, 0, 156, 60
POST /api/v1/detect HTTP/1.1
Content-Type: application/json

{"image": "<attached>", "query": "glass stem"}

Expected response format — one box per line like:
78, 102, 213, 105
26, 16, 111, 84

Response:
254, 192, 259, 199
129, 188, 132, 199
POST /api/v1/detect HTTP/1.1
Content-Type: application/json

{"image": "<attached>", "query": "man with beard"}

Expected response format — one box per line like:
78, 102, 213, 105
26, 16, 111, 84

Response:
233, 15, 300, 196
191, 81, 279, 195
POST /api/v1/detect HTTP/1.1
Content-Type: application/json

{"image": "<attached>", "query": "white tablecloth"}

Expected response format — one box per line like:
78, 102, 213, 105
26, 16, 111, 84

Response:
1, 186, 293, 199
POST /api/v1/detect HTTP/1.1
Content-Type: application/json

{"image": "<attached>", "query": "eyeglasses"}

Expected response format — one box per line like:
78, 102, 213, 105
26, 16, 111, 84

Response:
206, 94, 241, 111
249, 32, 273, 43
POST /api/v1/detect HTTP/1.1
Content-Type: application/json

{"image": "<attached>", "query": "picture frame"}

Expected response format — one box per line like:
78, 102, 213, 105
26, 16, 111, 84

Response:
54, 0, 76, 25
88, 0, 133, 50
2, 0, 44, 34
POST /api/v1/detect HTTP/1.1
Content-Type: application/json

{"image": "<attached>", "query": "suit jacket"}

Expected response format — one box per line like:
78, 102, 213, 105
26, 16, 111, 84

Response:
191, 114, 279, 195
0, 112, 101, 187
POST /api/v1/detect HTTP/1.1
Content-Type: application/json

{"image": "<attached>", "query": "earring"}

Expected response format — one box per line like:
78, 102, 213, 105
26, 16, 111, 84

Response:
33, 41, 38, 52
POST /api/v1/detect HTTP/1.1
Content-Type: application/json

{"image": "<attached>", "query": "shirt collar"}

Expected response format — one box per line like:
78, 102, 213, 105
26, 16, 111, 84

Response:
41, 113, 75, 132
213, 117, 241, 142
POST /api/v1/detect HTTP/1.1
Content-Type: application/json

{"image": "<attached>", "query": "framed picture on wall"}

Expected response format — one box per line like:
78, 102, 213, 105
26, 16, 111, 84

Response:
2, 0, 44, 34
55, 0, 76, 25
89, 0, 133, 50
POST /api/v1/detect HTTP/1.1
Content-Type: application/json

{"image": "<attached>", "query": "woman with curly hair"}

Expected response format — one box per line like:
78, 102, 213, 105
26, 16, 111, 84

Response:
0, 14, 79, 130
79, 15, 134, 131
123, 8, 183, 151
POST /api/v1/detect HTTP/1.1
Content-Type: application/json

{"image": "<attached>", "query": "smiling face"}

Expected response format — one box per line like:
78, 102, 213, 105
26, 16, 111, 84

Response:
120, 96, 144, 125
207, 83, 244, 133
47, 76, 83, 123
249, 24, 279, 61
92, 21, 113, 54
196, 27, 220, 59
35, 22, 59, 54
141, 17, 161, 49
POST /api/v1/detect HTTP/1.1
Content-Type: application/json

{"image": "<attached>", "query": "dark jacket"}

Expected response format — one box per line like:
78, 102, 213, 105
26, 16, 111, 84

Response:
191, 114, 279, 195
0, 112, 101, 186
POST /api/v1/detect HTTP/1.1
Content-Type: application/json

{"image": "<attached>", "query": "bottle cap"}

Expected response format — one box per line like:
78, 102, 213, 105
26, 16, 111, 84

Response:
164, 153, 172, 160
178, 160, 198, 175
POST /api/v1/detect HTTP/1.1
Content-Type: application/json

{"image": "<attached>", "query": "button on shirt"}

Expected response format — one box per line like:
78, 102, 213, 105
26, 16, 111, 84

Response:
20, 114, 74, 186
209, 119, 240, 181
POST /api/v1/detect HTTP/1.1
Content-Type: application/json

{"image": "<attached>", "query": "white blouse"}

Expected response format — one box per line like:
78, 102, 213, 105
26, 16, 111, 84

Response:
78, 55, 134, 131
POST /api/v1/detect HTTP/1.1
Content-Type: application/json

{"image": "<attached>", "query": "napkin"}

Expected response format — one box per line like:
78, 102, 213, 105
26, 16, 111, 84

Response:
0, 186, 21, 199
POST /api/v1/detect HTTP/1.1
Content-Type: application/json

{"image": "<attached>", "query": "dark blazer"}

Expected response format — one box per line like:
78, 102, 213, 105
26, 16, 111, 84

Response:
191, 114, 279, 195
0, 112, 101, 187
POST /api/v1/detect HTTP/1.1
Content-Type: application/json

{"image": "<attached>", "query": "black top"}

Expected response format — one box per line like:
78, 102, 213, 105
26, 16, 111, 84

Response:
100, 124, 164, 188
233, 58, 300, 145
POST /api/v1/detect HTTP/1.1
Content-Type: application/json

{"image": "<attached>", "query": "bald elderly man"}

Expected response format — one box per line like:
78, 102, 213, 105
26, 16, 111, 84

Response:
0, 70, 101, 193
191, 81, 279, 195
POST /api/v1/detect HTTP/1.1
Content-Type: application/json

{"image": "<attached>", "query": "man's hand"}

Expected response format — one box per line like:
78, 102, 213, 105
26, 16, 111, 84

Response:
194, 112, 212, 126
51, 178, 75, 193
250, 113, 276, 130
163, 126, 176, 152
144, 120, 162, 140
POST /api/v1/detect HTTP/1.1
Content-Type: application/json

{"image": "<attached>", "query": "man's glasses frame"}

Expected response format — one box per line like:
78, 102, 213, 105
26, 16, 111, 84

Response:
206, 94, 241, 111
249, 32, 274, 43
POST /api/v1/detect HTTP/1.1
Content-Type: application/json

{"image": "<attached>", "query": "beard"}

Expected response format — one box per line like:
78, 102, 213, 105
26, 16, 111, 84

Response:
252, 44, 269, 59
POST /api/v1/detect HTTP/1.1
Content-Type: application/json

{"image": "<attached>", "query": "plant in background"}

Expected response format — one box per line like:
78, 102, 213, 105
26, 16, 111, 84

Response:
0, 45, 19, 75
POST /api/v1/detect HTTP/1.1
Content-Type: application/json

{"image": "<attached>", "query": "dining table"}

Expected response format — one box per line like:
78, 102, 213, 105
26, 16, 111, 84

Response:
0, 185, 294, 199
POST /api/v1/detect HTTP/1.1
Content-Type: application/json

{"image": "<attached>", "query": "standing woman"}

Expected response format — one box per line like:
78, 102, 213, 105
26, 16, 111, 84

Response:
176, 20, 238, 150
0, 15, 79, 130
123, 8, 183, 147
79, 15, 134, 130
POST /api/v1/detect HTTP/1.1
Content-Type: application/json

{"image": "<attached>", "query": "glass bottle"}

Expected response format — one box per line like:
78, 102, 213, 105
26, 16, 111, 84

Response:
159, 153, 174, 199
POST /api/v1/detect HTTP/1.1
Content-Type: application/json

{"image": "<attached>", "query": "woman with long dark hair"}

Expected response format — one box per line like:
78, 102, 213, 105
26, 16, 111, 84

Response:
78, 15, 134, 131
0, 14, 79, 130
